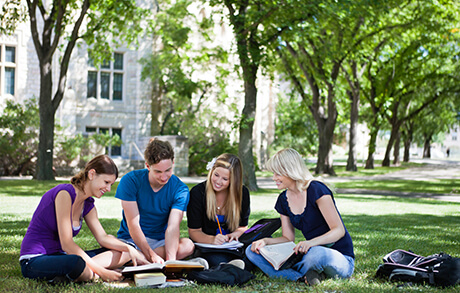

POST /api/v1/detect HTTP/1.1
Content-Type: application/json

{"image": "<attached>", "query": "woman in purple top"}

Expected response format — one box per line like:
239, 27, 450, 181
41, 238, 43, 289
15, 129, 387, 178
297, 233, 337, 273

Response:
246, 148, 354, 286
20, 155, 147, 283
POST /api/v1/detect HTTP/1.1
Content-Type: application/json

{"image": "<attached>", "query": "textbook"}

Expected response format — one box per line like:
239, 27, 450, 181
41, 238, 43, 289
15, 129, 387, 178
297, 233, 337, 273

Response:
259, 241, 303, 270
122, 260, 205, 278
134, 272, 167, 287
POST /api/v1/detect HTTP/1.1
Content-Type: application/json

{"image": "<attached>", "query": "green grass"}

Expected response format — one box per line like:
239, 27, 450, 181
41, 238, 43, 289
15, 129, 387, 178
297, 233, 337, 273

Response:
1, 171, 460, 292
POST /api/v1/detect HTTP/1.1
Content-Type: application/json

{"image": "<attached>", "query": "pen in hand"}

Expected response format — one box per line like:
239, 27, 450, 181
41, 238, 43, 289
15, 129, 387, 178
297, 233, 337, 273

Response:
216, 215, 223, 235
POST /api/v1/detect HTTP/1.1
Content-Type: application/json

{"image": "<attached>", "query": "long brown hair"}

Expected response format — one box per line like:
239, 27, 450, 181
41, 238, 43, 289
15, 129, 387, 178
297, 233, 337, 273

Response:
205, 153, 243, 231
71, 155, 118, 191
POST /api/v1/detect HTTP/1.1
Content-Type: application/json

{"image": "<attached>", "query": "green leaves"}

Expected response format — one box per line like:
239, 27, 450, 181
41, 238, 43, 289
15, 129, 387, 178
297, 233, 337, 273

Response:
0, 99, 39, 176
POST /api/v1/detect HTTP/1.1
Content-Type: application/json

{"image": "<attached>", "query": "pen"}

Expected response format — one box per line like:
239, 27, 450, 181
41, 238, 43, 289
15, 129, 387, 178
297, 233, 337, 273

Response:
216, 215, 223, 235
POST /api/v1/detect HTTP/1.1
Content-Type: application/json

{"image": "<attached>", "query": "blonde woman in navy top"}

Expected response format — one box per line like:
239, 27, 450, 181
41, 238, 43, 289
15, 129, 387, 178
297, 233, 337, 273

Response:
20, 155, 147, 283
246, 148, 354, 285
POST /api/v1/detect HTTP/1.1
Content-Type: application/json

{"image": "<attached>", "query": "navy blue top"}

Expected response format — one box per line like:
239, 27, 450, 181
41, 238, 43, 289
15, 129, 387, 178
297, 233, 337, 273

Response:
275, 180, 354, 258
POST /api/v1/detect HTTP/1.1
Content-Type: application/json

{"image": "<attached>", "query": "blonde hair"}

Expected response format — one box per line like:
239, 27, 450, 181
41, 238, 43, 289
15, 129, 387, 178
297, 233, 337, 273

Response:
265, 148, 313, 192
205, 154, 243, 232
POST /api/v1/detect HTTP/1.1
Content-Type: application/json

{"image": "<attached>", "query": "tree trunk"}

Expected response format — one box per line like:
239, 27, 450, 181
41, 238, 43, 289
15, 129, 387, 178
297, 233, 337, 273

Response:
403, 137, 411, 162
238, 72, 258, 191
423, 136, 431, 158
346, 90, 359, 171
365, 125, 378, 169
316, 124, 336, 175
393, 131, 400, 166
402, 126, 413, 162
36, 59, 56, 180
382, 121, 402, 167
314, 98, 337, 176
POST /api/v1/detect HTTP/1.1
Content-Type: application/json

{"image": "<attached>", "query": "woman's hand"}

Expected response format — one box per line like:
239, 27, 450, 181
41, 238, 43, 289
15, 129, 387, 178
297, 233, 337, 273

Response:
250, 239, 267, 254
294, 240, 312, 254
95, 267, 123, 282
227, 231, 241, 242
212, 234, 229, 245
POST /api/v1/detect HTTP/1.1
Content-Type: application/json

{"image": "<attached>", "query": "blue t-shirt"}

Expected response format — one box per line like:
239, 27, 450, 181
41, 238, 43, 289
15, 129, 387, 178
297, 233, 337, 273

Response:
116, 169, 190, 240
275, 180, 354, 258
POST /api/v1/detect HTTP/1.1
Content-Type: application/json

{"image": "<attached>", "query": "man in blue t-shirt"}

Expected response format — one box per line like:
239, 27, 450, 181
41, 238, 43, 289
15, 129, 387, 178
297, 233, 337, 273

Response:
116, 139, 194, 263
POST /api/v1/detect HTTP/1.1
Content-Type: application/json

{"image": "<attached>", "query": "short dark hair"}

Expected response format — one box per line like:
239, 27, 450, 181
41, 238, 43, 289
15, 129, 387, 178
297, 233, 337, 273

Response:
144, 138, 174, 165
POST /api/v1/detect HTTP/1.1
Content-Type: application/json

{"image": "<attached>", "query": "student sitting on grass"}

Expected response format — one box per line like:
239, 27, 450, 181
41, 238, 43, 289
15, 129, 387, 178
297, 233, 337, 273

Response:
246, 148, 355, 286
19, 155, 148, 284
187, 153, 250, 268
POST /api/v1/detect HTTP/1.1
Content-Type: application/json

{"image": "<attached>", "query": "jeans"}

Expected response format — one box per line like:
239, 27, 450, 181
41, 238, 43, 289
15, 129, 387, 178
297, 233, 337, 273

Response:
245, 244, 355, 281
20, 248, 106, 281
20, 253, 86, 281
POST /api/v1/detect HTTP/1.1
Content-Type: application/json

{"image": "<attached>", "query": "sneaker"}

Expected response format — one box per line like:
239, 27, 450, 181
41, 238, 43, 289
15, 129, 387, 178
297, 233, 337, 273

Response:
188, 257, 209, 270
303, 269, 326, 286
48, 275, 70, 285
225, 259, 245, 270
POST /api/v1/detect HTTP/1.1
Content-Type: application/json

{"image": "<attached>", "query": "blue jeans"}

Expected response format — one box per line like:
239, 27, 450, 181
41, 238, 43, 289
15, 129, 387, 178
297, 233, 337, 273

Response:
20, 254, 86, 281
20, 248, 107, 281
245, 245, 354, 281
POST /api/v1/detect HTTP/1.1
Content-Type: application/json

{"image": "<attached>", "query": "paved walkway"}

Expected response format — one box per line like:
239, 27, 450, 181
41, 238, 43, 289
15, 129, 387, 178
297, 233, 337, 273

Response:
2, 159, 459, 211
181, 159, 460, 211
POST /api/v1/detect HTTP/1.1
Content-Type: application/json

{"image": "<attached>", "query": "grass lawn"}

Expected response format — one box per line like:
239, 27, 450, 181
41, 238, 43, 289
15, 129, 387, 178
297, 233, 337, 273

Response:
1, 174, 459, 292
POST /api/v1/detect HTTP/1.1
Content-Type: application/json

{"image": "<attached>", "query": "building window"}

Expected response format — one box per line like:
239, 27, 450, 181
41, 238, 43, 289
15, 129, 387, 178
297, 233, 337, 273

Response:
87, 52, 124, 101
85, 127, 123, 156
1, 45, 16, 96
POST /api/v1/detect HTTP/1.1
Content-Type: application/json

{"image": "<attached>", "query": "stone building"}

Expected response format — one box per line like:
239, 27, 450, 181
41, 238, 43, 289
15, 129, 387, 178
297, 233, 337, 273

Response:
0, 3, 278, 176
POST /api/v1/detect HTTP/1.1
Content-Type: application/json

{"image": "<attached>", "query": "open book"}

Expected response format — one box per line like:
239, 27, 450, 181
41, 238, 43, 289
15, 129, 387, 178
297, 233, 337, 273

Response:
259, 241, 303, 270
122, 260, 204, 278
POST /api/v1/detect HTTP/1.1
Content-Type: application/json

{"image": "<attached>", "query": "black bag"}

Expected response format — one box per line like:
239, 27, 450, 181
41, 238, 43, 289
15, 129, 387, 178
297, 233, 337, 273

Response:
239, 218, 281, 248
376, 249, 460, 287
186, 263, 255, 286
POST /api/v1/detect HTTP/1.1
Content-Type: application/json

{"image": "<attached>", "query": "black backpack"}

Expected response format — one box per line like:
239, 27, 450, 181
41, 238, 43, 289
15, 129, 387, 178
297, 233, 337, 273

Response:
186, 263, 255, 286
239, 218, 281, 248
376, 249, 460, 287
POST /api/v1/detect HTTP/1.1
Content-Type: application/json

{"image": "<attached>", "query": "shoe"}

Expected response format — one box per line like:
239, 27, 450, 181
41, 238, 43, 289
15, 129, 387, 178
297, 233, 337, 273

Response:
225, 259, 245, 270
48, 275, 70, 285
188, 257, 209, 270
303, 269, 326, 286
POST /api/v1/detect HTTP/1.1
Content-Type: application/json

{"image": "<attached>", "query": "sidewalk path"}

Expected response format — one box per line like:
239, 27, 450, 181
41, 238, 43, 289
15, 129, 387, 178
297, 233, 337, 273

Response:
182, 159, 460, 212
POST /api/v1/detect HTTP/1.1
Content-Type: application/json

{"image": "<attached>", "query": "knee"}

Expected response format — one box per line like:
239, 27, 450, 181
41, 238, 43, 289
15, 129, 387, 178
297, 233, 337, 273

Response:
180, 238, 195, 254
245, 245, 256, 260
68, 255, 88, 281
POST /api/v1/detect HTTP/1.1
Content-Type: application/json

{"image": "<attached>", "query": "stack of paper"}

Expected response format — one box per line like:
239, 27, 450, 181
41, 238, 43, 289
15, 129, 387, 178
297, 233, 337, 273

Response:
194, 240, 244, 250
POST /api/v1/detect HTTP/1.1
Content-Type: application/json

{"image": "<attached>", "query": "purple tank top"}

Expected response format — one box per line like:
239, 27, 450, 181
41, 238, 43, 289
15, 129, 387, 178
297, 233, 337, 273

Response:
20, 184, 94, 256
